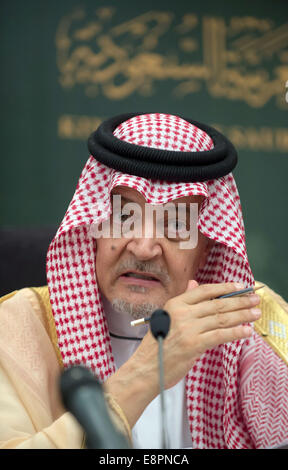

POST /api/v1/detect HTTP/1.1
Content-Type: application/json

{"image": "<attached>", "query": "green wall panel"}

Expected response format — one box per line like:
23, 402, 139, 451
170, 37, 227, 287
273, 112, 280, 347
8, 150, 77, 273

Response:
1, 0, 287, 298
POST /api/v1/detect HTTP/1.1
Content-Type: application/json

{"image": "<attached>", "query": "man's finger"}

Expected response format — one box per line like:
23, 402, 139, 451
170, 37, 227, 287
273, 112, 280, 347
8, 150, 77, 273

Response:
197, 307, 261, 333
191, 293, 260, 319
200, 324, 253, 352
180, 282, 244, 305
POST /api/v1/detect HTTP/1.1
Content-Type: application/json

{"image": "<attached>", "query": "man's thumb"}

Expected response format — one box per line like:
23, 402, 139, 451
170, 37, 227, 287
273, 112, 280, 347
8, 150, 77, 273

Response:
186, 279, 199, 290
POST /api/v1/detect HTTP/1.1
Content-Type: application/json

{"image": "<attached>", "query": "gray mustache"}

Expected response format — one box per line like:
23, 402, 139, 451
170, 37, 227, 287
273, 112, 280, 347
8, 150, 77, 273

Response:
116, 260, 170, 285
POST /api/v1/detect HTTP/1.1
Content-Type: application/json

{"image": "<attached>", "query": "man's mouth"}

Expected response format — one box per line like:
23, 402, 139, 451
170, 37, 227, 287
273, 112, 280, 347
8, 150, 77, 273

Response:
119, 271, 162, 286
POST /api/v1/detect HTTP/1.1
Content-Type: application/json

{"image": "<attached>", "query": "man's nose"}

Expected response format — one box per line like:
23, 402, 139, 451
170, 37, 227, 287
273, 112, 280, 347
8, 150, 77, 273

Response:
126, 237, 163, 260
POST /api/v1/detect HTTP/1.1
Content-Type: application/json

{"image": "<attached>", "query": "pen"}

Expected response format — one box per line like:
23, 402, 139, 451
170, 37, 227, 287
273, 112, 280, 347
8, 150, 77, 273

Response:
130, 285, 264, 327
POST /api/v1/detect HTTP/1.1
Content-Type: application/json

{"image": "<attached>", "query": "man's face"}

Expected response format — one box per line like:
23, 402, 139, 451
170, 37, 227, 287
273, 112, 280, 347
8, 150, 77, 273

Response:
95, 186, 211, 319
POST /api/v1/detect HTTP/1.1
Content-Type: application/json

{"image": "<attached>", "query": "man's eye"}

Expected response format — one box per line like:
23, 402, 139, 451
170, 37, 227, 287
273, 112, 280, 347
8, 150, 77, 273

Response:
121, 214, 131, 222
165, 220, 188, 239
168, 220, 185, 230
113, 213, 130, 223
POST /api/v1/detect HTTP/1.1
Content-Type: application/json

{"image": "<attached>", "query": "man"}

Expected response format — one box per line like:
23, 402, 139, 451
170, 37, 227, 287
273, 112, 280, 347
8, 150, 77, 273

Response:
0, 112, 287, 448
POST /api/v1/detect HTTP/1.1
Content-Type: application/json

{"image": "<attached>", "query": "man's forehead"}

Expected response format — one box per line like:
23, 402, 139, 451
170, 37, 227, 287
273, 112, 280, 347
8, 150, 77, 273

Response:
111, 186, 145, 202
111, 185, 204, 205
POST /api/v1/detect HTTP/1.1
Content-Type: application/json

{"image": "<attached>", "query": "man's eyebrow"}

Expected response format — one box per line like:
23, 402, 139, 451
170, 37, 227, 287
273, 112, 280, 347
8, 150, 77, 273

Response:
111, 194, 136, 204
120, 196, 133, 204
111, 193, 195, 210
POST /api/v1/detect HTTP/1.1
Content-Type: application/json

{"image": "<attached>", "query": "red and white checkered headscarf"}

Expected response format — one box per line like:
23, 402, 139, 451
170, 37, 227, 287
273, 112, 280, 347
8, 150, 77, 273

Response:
46, 113, 285, 448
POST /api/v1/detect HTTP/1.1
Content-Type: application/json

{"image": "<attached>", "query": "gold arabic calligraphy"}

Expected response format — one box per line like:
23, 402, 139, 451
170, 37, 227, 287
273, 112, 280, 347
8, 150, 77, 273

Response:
55, 8, 288, 108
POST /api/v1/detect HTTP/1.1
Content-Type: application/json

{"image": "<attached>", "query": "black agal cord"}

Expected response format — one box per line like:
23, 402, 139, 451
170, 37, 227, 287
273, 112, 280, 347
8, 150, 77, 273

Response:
88, 112, 237, 182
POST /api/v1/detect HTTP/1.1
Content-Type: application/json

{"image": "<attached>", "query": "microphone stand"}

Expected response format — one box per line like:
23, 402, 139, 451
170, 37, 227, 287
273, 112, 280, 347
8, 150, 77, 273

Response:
150, 309, 171, 450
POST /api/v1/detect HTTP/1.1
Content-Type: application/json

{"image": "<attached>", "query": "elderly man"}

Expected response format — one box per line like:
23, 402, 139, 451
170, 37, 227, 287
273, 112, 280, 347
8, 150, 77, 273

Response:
0, 112, 287, 449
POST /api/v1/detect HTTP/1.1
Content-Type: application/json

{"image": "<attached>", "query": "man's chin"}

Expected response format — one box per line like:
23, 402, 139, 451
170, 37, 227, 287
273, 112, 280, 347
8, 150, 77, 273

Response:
110, 294, 163, 320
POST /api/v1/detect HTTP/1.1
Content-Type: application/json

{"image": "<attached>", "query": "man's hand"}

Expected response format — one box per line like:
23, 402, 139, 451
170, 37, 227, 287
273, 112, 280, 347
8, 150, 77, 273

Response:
105, 281, 261, 428
137, 281, 260, 389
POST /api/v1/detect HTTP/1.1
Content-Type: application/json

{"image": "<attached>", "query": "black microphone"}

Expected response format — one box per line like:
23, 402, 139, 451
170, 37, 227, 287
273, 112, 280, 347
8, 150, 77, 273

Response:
150, 309, 171, 339
59, 365, 130, 449
150, 309, 171, 449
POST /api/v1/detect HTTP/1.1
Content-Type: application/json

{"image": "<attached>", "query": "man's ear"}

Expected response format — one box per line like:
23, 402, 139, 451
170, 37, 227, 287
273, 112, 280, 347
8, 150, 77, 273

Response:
198, 237, 214, 271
